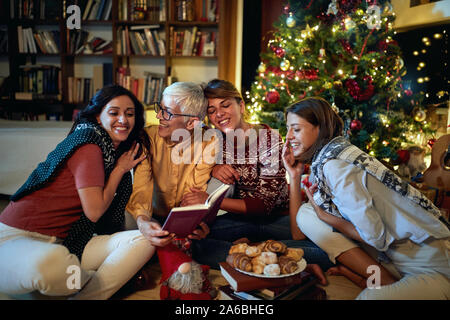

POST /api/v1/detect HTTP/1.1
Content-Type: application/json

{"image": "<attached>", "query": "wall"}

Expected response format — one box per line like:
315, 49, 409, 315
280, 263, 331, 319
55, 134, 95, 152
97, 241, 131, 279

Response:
392, 0, 450, 31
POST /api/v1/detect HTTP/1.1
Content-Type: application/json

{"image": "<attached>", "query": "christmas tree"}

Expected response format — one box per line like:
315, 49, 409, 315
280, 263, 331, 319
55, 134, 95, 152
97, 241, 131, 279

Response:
247, 0, 435, 162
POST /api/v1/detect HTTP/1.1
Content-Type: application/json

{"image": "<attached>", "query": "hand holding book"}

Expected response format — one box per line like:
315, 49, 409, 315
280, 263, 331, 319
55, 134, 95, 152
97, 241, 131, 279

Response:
162, 184, 231, 238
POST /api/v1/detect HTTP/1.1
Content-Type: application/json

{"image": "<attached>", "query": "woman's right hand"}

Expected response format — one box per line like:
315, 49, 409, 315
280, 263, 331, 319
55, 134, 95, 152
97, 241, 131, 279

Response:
137, 216, 176, 247
212, 164, 240, 185
282, 142, 304, 179
115, 143, 147, 174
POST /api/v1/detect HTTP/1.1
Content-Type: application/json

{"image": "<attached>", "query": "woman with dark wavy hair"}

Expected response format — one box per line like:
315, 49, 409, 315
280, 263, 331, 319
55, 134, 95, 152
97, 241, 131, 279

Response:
0, 85, 154, 299
283, 97, 450, 299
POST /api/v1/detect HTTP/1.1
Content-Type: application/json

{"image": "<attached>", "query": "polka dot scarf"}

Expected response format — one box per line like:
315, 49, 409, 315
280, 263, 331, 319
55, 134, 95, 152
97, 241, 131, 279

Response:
11, 121, 132, 260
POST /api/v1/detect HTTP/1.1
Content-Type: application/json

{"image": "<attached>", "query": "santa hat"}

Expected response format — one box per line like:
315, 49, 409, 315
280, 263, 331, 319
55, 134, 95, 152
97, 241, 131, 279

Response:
157, 243, 192, 283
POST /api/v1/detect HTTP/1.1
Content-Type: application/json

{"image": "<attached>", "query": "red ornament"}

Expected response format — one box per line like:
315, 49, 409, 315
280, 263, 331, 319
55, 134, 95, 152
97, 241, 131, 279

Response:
282, 5, 290, 15
266, 90, 280, 104
427, 138, 436, 148
345, 76, 374, 101
404, 89, 413, 96
275, 47, 285, 58
350, 119, 362, 131
396, 149, 410, 164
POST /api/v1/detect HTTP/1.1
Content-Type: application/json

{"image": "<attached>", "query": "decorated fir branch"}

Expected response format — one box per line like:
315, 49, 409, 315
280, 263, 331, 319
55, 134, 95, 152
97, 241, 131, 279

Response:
247, 0, 435, 163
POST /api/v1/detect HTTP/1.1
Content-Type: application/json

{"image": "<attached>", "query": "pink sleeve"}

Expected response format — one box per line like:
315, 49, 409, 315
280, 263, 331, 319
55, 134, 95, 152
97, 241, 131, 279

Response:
67, 144, 105, 189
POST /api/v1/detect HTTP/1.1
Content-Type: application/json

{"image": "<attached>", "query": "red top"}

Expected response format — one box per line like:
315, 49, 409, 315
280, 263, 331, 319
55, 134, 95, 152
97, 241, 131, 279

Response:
0, 144, 105, 239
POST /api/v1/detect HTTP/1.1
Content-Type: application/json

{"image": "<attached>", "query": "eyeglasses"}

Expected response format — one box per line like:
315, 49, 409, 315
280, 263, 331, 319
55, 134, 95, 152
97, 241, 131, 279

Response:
152, 102, 197, 121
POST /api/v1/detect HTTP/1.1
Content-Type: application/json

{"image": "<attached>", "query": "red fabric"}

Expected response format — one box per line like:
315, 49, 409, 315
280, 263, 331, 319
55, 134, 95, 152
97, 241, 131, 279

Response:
0, 144, 104, 238
157, 243, 193, 283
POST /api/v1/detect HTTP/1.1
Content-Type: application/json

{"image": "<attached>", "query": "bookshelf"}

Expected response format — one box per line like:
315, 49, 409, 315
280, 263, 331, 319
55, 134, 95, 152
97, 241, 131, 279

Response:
0, 0, 225, 121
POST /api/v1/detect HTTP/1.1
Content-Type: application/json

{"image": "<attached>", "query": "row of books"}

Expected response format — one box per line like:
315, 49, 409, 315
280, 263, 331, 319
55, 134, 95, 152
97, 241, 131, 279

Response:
117, 25, 165, 56
18, 27, 60, 54
67, 77, 94, 104
67, 30, 112, 55
116, 67, 165, 105
67, 62, 113, 103
169, 27, 216, 57
9, 0, 60, 20
118, 0, 166, 21
175, 0, 219, 22
80, 0, 113, 21
218, 262, 326, 301
16, 65, 61, 99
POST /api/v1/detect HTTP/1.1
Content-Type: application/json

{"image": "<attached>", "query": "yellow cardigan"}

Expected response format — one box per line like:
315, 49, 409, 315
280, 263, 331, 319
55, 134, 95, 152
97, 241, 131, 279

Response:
126, 125, 218, 221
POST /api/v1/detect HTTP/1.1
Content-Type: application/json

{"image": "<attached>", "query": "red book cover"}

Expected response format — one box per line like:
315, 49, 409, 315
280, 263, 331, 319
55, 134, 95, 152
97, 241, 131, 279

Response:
219, 262, 311, 292
162, 184, 230, 238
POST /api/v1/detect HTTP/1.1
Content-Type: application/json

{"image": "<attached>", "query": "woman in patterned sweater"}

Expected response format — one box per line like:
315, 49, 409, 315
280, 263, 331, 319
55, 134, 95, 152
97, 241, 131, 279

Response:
187, 79, 333, 273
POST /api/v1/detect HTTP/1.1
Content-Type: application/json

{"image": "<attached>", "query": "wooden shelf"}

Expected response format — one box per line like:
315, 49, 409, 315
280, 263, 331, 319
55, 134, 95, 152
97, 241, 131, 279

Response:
115, 20, 163, 25
168, 21, 218, 27
3, 0, 227, 121
170, 55, 217, 59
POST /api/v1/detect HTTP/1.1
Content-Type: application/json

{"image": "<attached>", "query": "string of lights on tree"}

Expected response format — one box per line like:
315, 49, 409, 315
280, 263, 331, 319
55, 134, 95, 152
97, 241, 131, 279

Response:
246, 0, 436, 162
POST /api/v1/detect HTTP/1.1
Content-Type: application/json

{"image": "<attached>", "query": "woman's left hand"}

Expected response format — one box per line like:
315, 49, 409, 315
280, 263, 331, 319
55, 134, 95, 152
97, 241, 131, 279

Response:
116, 143, 147, 174
304, 183, 328, 220
180, 187, 209, 206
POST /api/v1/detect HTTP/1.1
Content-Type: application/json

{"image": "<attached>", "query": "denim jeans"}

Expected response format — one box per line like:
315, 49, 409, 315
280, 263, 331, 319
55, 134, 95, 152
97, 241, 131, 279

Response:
192, 213, 334, 271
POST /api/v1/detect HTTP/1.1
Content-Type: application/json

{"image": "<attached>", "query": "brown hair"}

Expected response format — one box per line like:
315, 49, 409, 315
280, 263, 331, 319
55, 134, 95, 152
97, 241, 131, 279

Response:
203, 79, 243, 102
285, 97, 344, 163
203, 79, 249, 121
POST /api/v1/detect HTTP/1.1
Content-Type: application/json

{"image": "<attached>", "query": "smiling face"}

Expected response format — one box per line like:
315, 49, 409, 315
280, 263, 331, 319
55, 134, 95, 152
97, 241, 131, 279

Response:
156, 96, 192, 140
285, 112, 319, 159
96, 95, 136, 149
206, 98, 247, 133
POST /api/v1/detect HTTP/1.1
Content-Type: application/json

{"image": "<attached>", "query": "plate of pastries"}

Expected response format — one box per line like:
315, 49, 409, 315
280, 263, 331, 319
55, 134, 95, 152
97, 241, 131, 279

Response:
226, 239, 306, 278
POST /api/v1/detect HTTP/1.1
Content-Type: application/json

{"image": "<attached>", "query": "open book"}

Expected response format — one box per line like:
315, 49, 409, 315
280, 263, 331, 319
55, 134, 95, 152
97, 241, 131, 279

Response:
162, 184, 231, 238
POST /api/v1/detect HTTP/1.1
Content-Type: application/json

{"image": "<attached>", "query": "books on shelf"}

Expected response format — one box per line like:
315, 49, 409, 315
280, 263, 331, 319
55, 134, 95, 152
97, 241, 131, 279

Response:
67, 30, 111, 55
17, 27, 58, 54
18, 64, 61, 97
67, 76, 93, 104
81, 0, 112, 21
116, 68, 164, 105
170, 27, 216, 57
9, 0, 61, 20
117, 25, 165, 56
117, 0, 164, 21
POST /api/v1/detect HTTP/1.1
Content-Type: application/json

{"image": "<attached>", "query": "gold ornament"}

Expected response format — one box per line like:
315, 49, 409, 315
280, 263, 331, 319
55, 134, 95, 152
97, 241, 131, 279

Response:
323, 82, 333, 89
280, 59, 290, 71
301, 24, 313, 39
333, 80, 343, 88
413, 108, 427, 122
258, 63, 266, 73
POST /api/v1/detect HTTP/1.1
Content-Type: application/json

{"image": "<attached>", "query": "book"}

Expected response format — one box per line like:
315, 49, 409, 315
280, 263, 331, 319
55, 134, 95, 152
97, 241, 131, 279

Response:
162, 183, 231, 238
219, 261, 309, 292
219, 282, 327, 301
250, 276, 319, 300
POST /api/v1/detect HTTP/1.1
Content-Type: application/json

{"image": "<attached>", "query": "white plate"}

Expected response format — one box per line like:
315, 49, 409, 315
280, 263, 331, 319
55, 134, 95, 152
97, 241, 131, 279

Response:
235, 258, 307, 278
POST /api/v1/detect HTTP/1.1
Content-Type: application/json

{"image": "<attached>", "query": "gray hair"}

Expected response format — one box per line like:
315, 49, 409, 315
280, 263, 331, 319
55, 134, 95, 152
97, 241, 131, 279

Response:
162, 82, 208, 122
